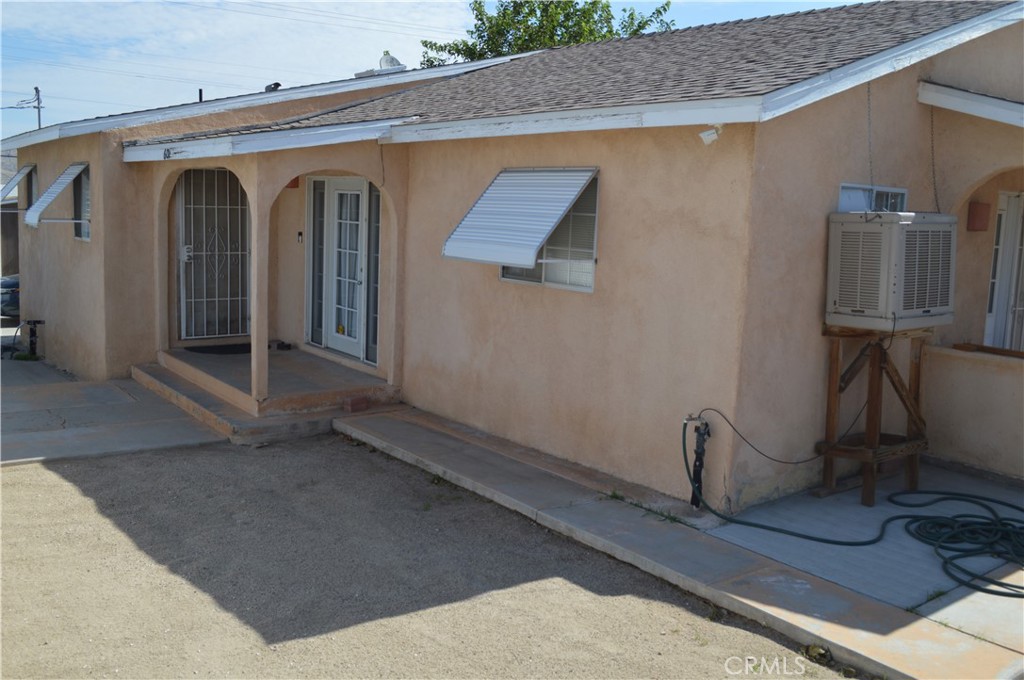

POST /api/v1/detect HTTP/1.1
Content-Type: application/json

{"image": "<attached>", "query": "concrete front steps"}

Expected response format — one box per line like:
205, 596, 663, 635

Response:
132, 362, 401, 445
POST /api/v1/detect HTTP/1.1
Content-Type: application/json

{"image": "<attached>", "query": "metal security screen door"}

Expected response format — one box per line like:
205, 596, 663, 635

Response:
178, 169, 250, 339
307, 177, 379, 361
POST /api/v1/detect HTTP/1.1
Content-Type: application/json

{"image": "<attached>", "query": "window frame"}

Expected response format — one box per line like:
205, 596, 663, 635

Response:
73, 167, 91, 241
26, 166, 38, 209
838, 183, 908, 213
500, 177, 599, 293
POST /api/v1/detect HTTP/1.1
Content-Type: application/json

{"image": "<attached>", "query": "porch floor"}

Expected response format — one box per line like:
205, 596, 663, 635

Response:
133, 347, 400, 442
165, 347, 387, 398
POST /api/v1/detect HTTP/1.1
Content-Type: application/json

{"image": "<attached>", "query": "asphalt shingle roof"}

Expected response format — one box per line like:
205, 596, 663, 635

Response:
130, 0, 1016, 146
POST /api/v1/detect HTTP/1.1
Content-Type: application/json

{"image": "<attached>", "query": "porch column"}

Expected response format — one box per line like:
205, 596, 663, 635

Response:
250, 190, 270, 404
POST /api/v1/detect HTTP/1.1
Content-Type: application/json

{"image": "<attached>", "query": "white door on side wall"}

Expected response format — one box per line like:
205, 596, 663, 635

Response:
327, 180, 366, 357
984, 192, 1024, 351
306, 176, 380, 362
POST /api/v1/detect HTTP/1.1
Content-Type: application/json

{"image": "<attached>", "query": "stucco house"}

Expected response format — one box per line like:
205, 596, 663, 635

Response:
3, 0, 1022, 512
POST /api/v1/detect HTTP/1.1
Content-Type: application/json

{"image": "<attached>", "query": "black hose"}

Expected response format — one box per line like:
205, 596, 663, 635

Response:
681, 419, 1024, 598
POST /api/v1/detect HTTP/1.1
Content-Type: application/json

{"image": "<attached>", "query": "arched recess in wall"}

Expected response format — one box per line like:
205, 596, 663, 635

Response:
268, 167, 397, 367
946, 165, 1024, 349
159, 166, 252, 344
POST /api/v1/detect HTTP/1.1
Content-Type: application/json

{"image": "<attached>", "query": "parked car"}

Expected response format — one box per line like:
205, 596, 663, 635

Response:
1, 274, 19, 317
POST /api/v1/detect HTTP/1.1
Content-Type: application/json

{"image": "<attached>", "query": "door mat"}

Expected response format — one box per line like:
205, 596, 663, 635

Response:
184, 343, 251, 355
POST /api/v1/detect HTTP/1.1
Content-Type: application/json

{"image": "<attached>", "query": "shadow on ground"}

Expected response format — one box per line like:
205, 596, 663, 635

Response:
44, 435, 717, 645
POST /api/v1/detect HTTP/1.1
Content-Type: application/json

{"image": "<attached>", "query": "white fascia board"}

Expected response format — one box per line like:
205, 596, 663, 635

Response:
4, 53, 534, 152
918, 81, 1024, 127
123, 119, 409, 162
384, 97, 762, 144
760, 2, 1024, 122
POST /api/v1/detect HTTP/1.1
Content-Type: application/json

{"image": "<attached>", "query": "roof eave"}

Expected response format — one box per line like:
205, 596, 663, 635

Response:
123, 118, 412, 162
5, 52, 535, 152
760, 0, 1024, 122
918, 81, 1024, 127
383, 97, 764, 144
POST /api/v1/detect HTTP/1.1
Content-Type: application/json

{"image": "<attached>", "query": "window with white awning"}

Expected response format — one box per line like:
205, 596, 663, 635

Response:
443, 167, 598, 270
25, 162, 89, 228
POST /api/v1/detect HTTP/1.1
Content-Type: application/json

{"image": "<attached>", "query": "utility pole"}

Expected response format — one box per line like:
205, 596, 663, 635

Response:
2, 87, 42, 127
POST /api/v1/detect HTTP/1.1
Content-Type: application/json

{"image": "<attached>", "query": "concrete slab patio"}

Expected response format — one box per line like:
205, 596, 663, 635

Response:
1, 360, 224, 464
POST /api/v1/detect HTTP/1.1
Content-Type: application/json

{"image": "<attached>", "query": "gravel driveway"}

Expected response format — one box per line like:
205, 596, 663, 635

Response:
2, 434, 855, 679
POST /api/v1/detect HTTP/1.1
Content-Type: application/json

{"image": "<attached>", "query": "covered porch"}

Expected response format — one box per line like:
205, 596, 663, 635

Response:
132, 346, 400, 442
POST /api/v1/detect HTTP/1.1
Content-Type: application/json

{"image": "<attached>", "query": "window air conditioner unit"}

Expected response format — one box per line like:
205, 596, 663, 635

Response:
826, 212, 956, 331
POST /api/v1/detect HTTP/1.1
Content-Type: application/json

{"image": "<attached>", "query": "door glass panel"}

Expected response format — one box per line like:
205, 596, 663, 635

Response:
310, 180, 325, 345
334, 193, 360, 340
366, 185, 380, 364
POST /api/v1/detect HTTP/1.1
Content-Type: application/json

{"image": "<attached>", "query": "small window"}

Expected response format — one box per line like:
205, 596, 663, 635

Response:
26, 167, 38, 209
502, 178, 598, 291
73, 168, 90, 240
838, 184, 907, 212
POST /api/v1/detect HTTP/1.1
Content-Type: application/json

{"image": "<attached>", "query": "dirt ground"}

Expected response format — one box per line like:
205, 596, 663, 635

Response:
2, 435, 859, 679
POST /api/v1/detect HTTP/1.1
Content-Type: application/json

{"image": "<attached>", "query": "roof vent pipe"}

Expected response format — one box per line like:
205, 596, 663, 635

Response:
380, 50, 403, 70
355, 51, 407, 78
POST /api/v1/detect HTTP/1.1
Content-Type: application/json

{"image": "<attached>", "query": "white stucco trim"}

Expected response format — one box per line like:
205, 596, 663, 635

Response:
3, 53, 532, 151
760, 1, 1024, 121
123, 119, 411, 162
918, 81, 1024, 128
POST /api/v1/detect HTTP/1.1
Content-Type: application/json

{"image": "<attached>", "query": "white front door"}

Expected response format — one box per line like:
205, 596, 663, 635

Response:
325, 178, 368, 357
984, 192, 1024, 351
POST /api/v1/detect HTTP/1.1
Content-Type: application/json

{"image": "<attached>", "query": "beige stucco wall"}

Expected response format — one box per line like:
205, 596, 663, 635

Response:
14, 21, 1021, 511
922, 345, 1024, 479
17, 134, 109, 380
939, 168, 1024, 347
731, 29, 1024, 508
399, 127, 756, 503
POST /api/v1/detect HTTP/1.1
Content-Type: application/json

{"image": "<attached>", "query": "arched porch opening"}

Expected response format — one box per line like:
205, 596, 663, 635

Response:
173, 168, 252, 343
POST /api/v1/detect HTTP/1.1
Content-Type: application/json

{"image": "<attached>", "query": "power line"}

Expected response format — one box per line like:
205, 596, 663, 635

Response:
243, 0, 467, 36
4, 45, 283, 89
169, 1, 454, 41
2, 89, 148, 109
2, 55, 253, 91
4, 37, 343, 83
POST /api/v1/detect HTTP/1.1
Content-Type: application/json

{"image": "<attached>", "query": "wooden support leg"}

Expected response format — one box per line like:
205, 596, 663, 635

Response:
906, 337, 924, 491
862, 342, 884, 507
824, 338, 841, 490
861, 461, 877, 508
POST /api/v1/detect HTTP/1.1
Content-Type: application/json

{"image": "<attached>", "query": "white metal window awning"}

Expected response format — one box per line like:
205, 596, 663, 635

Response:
25, 162, 88, 227
443, 167, 598, 267
0, 164, 34, 201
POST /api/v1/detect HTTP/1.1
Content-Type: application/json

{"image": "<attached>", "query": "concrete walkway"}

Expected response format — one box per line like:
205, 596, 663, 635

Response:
1, 360, 224, 464
334, 408, 1024, 680
3, 356, 1019, 679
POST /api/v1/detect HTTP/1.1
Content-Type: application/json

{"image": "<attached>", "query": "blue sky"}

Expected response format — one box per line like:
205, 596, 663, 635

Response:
1, 1, 849, 140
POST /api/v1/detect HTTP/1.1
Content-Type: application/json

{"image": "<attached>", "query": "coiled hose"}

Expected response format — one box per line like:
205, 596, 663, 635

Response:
681, 418, 1024, 598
